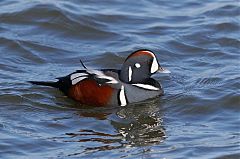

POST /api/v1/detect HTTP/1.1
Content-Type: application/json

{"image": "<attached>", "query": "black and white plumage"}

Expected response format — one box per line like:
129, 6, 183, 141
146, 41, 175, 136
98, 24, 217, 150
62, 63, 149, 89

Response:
29, 49, 170, 107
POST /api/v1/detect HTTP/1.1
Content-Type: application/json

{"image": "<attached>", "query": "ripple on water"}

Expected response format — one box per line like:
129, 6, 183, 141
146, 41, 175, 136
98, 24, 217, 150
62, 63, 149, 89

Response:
0, 37, 46, 64
0, 0, 239, 158
0, 3, 120, 41
202, 4, 240, 17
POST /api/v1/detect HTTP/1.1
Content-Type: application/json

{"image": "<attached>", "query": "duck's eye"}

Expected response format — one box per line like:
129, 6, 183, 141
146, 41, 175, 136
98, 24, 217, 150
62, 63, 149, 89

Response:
134, 63, 141, 68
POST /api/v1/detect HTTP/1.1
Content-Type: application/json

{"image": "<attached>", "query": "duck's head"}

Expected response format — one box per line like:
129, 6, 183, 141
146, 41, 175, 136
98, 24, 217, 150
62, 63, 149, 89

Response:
120, 49, 170, 83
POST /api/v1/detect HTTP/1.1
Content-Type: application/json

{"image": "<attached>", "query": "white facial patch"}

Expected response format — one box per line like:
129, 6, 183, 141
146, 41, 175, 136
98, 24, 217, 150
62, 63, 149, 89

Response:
151, 55, 159, 73
128, 66, 132, 82
119, 85, 127, 106
141, 50, 159, 74
132, 83, 160, 91
135, 63, 141, 68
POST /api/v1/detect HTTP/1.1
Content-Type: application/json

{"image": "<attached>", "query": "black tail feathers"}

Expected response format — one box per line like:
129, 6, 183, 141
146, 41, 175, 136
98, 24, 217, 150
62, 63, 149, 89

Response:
28, 81, 59, 88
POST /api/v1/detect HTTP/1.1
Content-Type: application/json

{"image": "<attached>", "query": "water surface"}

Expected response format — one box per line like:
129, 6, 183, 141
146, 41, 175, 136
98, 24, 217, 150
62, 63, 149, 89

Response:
0, 0, 239, 158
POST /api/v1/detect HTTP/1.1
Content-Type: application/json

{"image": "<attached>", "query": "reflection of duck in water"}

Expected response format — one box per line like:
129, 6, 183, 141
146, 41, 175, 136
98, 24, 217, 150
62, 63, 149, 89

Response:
62, 100, 166, 155
29, 49, 170, 107
112, 99, 166, 147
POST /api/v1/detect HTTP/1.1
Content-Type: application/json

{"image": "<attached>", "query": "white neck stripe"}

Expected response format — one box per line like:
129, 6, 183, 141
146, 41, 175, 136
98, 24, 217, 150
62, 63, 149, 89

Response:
128, 66, 132, 82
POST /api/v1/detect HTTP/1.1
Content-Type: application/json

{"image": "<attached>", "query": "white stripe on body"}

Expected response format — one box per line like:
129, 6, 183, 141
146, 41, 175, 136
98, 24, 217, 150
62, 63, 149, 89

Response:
119, 85, 127, 106
131, 83, 160, 91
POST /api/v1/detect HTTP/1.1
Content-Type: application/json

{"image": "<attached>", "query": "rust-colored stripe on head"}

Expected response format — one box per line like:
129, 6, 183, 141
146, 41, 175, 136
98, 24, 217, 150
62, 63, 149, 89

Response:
68, 79, 113, 107
126, 50, 154, 61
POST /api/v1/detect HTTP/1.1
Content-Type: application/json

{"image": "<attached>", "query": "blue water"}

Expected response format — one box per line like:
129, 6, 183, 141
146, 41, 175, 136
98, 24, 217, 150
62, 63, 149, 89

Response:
0, 0, 239, 158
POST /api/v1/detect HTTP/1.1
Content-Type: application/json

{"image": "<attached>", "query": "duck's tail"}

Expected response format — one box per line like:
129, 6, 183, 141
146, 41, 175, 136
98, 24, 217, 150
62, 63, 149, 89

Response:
28, 81, 59, 88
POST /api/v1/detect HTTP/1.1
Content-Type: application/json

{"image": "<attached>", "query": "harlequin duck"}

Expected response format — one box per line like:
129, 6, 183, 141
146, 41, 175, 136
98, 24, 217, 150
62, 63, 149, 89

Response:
29, 49, 170, 107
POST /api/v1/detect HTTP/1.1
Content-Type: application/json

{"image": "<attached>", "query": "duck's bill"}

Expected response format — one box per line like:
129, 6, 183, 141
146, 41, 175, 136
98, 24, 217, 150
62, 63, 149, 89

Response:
158, 67, 171, 74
